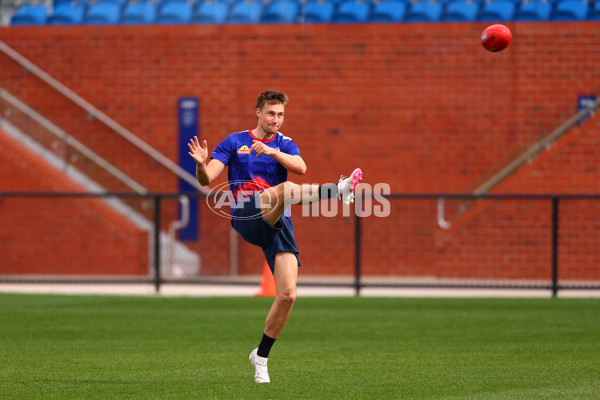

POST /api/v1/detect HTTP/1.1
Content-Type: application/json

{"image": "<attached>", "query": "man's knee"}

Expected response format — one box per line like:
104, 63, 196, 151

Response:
277, 286, 297, 306
263, 181, 298, 206
282, 181, 304, 206
283, 181, 299, 194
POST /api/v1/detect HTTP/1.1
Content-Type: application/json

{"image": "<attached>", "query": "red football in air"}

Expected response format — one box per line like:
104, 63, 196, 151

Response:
481, 24, 512, 52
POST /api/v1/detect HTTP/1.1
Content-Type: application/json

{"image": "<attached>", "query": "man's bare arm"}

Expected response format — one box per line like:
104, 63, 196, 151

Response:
188, 136, 226, 185
250, 140, 307, 175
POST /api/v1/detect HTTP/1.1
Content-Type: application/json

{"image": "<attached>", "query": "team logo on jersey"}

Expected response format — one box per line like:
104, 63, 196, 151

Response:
237, 145, 251, 154
206, 179, 277, 220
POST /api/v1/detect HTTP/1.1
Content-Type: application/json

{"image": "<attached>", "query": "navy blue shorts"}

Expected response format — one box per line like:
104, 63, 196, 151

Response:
231, 193, 301, 274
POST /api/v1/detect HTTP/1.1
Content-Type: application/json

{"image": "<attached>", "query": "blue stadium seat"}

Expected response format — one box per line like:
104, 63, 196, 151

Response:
588, 1, 600, 19
478, 0, 516, 21
227, 0, 263, 23
404, 0, 443, 22
11, 4, 48, 25
53, 0, 93, 8
513, 0, 552, 20
212, 0, 238, 6
302, 0, 335, 22
158, 0, 192, 11
95, 0, 128, 7
119, 1, 158, 24
550, 0, 589, 20
440, 0, 479, 21
192, 0, 229, 23
262, 0, 300, 23
156, 1, 193, 23
47, 3, 85, 24
369, 0, 408, 21
53, 0, 72, 7
85, 1, 122, 24
332, 0, 371, 22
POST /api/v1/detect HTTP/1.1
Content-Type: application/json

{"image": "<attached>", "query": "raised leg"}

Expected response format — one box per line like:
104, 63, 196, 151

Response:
259, 182, 319, 227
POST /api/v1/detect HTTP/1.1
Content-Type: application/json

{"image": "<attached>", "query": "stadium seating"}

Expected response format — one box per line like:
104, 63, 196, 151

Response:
47, 2, 86, 24
550, 0, 589, 20
192, 0, 230, 23
99, 0, 129, 7
588, 1, 600, 20
212, 0, 240, 6
158, 0, 192, 11
10, 4, 48, 25
53, 0, 92, 8
156, 1, 193, 23
227, 0, 264, 23
369, 0, 408, 22
85, 1, 122, 24
440, 0, 480, 21
262, 0, 301, 23
8, 0, 600, 25
332, 0, 371, 22
478, 0, 516, 21
52, 0, 72, 7
302, 0, 336, 22
120, 1, 158, 24
404, 0, 443, 21
513, 0, 552, 20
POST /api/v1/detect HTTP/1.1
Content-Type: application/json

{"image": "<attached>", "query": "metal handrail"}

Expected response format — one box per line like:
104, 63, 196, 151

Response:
0, 40, 208, 195
0, 87, 148, 194
473, 95, 600, 195
168, 196, 190, 270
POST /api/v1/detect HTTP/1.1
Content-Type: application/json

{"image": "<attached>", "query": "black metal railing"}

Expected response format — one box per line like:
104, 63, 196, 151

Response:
1, 192, 599, 297
351, 193, 600, 297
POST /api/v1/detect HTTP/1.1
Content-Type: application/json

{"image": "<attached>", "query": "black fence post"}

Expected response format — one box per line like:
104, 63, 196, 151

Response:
153, 195, 161, 294
354, 213, 362, 297
551, 197, 559, 298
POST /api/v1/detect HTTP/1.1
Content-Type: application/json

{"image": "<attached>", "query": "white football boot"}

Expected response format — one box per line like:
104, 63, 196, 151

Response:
249, 348, 270, 383
337, 168, 363, 205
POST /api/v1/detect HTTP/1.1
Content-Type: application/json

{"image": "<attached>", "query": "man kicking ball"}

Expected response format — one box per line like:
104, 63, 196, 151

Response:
188, 90, 362, 383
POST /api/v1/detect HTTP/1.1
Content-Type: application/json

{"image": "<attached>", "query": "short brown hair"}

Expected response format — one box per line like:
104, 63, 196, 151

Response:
256, 90, 289, 110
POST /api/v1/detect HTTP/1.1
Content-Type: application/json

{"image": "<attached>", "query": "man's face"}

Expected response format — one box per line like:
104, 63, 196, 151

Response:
257, 103, 285, 136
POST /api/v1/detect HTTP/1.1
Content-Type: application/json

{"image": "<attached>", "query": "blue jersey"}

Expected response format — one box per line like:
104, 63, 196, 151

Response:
211, 130, 301, 198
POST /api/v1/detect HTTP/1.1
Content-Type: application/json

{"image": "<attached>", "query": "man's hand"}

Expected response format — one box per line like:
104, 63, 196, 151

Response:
188, 136, 209, 165
251, 140, 276, 157
251, 139, 307, 175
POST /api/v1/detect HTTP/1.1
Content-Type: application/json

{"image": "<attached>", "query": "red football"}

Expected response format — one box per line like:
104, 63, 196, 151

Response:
481, 24, 512, 52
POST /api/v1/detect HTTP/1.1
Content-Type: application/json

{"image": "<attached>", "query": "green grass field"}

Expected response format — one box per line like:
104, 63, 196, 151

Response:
0, 293, 598, 399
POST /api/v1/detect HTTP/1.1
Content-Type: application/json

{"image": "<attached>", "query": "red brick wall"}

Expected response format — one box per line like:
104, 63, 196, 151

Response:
0, 127, 148, 275
0, 23, 598, 279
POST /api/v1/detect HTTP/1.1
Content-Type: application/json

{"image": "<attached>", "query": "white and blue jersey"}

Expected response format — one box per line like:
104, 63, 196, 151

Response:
211, 130, 301, 199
